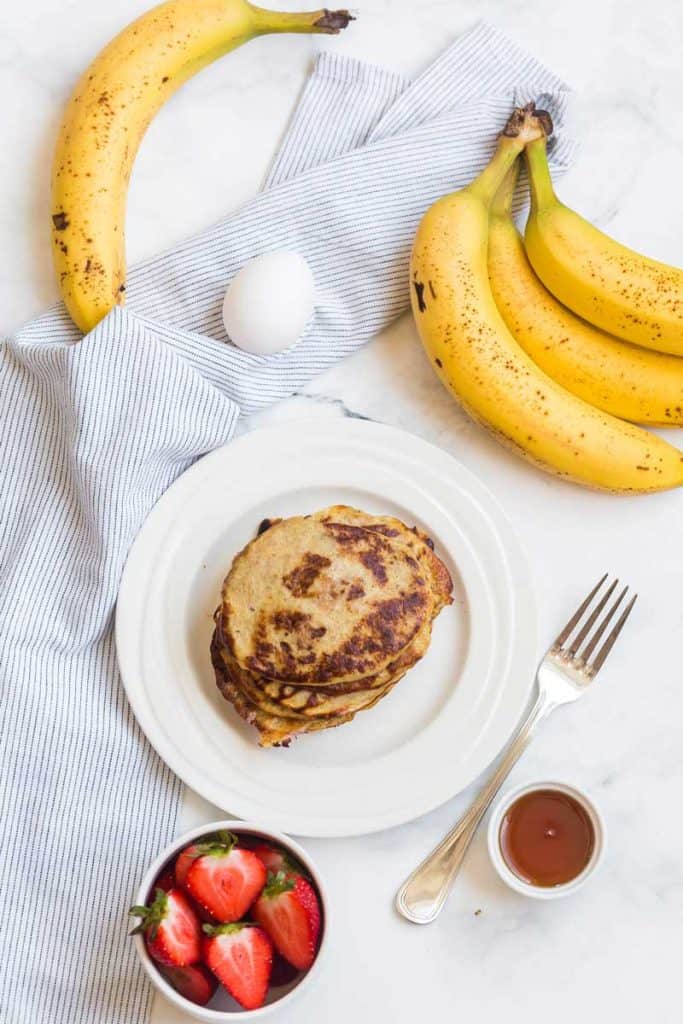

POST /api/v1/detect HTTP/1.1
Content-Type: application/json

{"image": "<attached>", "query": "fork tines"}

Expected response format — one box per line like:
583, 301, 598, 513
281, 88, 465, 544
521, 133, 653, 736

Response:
551, 574, 637, 676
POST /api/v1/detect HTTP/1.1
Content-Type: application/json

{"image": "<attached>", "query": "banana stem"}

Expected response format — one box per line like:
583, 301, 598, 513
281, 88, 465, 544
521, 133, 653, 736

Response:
525, 137, 556, 211
248, 5, 354, 33
469, 103, 551, 206
490, 159, 520, 218
468, 137, 525, 205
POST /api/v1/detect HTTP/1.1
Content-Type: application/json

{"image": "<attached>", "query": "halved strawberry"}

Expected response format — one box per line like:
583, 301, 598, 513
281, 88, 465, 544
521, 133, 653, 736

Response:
185, 832, 266, 923
174, 839, 213, 887
252, 843, 301, 882
154, 868, 176, 893
202, 923, 273, 1011
173, 843, 218, 923
253, 872, 321, 971
168, 847, 216, 929
159, 964, 218, 1006
129, 888, 201, 967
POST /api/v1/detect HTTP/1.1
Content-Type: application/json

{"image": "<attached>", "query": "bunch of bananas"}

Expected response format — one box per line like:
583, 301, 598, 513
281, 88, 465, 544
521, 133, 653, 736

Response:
410, 104, 683, 493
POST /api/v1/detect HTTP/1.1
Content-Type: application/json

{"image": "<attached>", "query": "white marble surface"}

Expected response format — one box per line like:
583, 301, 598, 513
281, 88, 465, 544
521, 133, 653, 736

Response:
4, 0, 683, 1021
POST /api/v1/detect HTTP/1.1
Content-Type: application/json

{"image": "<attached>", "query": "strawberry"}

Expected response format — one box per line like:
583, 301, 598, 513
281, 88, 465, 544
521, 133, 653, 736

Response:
129, 888, 201, 967
252, 872, 321, 971
185, 832, 266, 923
174, 846, 199, 888
154, 868, 176, 893
202, 923, 273, 1011
173, 842, 219, 924
252, 843, 301, 882
159, 964, 218, 1006
171, 843, 216, 925
175, 832, 245, 887
169, 849, 216, 925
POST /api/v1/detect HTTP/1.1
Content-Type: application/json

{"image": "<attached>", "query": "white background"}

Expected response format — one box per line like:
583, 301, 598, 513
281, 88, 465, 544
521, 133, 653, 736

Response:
4, 1, 682, 1021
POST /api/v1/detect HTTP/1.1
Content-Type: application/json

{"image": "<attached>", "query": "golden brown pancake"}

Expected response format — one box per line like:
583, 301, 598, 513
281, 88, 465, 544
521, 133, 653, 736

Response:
214, 605, 432, 693
220, 508, 448, 685
211, 505, 453, 746
216, 636, 403, 720
220, 650, 399, 722
318, 506, 453, 616
211, 631, 356, 746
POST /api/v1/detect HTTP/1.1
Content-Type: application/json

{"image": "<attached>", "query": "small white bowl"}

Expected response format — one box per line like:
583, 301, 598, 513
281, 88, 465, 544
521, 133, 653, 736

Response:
487, 781, 606, 900
132, 821, 328, 1021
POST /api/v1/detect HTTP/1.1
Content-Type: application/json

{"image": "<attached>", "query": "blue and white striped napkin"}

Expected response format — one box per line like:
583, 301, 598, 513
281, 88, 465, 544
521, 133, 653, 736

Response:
0, 23, 575, 1023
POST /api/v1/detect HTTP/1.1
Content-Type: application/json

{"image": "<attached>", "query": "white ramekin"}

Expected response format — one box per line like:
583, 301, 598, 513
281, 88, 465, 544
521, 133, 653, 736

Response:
487, 781, 606, 900
132, 821, 328, 1021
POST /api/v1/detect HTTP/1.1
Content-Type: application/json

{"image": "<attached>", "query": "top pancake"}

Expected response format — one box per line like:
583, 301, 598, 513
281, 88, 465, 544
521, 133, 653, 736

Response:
219, 505, 452, 686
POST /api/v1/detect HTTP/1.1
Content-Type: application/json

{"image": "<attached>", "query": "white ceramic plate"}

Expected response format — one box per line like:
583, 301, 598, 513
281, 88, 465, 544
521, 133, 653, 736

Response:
116, 419, 538, 837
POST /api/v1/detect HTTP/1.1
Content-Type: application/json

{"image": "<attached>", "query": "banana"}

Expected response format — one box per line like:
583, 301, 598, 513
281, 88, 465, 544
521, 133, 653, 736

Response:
489, 163, 683, 426
524, 137, 683, 355
51, 1, 352, 333
410, 105, 683, 493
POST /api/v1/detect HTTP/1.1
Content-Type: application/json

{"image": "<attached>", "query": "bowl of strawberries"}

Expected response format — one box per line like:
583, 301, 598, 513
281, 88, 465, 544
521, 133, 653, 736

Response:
129, 822, 326, 1019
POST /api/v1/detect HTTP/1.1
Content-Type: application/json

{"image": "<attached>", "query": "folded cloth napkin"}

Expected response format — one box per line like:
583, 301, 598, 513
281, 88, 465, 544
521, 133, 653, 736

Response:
0, 22, 575, 1023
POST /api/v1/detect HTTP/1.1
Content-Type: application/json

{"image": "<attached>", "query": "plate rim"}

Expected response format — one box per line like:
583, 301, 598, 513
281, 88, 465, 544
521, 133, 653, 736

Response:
116, 418, 538, 837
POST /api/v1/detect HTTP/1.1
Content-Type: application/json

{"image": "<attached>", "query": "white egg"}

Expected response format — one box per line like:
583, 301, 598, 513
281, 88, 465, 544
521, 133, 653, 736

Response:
222, 250, 316, 355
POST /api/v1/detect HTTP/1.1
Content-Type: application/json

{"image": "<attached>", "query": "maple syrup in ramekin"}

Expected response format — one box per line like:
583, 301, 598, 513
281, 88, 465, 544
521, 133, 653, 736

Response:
499, 788, 595, 887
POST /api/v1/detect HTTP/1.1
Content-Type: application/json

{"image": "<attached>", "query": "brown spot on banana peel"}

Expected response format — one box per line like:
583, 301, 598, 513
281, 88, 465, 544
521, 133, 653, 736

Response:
413, 280, 427, 312
52, 212, 69, 230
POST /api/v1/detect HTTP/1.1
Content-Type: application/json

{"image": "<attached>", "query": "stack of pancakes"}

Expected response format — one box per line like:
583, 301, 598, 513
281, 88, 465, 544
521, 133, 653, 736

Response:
211, 505, 453, 747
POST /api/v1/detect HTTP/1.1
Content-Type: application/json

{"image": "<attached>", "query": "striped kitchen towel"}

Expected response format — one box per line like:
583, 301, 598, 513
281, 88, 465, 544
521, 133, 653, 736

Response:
0, 22, 576, 1024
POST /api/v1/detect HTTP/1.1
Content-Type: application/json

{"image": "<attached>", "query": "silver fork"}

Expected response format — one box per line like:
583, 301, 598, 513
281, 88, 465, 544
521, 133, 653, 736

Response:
396, 574, 637, 925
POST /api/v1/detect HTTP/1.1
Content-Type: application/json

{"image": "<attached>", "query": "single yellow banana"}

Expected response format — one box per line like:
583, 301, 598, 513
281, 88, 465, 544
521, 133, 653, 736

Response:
489, 163, 683, 426
410, 105, 683, 493
524, 137, 683, 355
51, 1, 352, 333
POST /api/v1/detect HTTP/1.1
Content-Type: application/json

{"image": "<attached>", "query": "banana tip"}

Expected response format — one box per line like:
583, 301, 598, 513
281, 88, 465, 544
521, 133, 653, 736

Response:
314, 9, 356, 33
502, 102, 553, 142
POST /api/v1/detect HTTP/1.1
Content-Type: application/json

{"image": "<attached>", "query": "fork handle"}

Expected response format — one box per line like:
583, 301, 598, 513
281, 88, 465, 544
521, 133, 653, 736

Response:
395, 688, 553, 924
